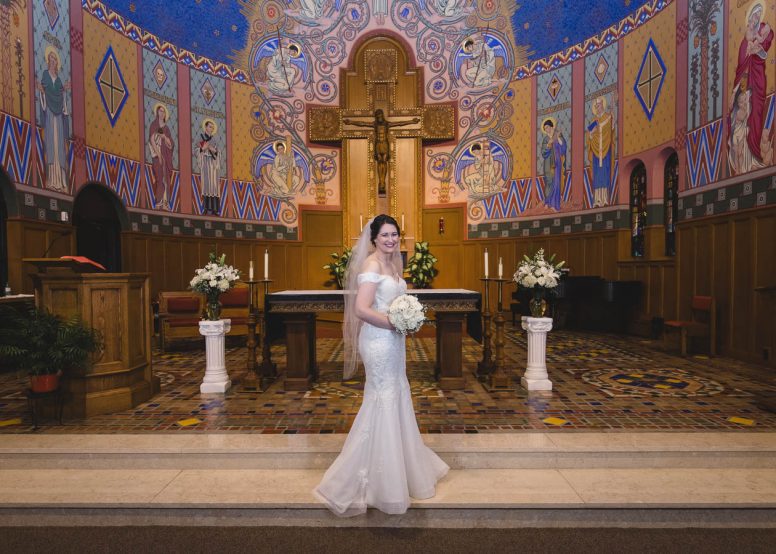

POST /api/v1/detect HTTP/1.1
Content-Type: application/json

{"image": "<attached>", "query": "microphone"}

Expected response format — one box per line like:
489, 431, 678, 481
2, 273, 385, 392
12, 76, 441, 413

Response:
42, 230, 73, 258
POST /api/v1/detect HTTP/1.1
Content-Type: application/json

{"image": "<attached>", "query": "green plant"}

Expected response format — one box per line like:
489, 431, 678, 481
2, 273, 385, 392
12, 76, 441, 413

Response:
0, 306, 103, 376
406, 241, 438, 289
322, 247, 352, 289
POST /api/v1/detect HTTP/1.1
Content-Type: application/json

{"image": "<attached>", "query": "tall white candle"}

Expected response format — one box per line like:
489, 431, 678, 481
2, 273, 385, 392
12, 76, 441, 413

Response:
249, 260, 254, 281
484, 248, 489, 278
498, 257, 503, 279
401, 213, 405, 232
360, 214, 363, 230
263, 249, 269, 280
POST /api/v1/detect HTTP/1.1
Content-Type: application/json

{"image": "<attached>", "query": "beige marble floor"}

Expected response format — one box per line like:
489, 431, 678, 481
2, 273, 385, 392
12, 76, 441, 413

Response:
1, 433, 776, 510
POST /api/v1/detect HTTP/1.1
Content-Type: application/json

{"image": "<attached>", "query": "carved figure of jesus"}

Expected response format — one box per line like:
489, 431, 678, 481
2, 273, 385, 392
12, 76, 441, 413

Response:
343, 109, 419, 195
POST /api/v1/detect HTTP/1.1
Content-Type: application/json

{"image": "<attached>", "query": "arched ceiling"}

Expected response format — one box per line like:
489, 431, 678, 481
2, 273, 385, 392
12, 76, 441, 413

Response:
102, 1, 647, 69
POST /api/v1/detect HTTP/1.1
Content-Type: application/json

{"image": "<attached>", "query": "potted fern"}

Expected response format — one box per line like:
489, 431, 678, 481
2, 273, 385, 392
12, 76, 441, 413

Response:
323, 247, 352, 289
406, 241, 438, 288
0, 306, 103, 393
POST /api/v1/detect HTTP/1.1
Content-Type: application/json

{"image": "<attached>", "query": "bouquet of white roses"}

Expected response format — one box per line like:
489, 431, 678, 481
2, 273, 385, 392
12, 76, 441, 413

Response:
387, 294, 426, 335
513, 248, 564, 290
190, 252, 241, 300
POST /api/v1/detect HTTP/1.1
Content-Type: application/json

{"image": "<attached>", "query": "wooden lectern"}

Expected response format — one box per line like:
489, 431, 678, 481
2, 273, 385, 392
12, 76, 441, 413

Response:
24, 258, 159, 418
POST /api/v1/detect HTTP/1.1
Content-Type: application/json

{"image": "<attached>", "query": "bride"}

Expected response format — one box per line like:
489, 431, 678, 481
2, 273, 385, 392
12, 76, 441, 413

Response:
314, 214, 449, 516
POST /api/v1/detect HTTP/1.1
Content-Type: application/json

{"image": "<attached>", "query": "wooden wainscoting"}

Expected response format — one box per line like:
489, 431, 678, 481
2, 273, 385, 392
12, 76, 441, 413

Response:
675, 205, 776, 366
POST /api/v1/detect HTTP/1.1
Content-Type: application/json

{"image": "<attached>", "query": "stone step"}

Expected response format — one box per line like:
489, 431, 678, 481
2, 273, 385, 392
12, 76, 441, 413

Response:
1, 432, 776, 469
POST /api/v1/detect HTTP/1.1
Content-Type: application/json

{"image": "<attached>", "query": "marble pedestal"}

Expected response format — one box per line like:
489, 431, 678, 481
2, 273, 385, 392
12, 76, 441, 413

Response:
199, 319, 232, 394
520, 316, 553, 391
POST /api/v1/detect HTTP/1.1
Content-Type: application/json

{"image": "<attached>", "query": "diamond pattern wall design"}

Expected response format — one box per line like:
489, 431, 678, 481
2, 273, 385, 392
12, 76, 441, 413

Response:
95, 46, 129, 127
634, 38, 666, 121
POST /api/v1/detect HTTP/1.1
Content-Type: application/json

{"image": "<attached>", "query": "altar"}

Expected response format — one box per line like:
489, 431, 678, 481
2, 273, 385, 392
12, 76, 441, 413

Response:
266, 289, 481, 390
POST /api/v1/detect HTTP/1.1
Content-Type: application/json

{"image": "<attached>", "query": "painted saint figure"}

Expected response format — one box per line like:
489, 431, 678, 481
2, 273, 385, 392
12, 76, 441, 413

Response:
435, 0, 470, 17
729, 2, 773, 174
268, 141, 302, 197
36, 47, 71, 193
463, 37, 496, 88
541, 119, 567, 212
267, 43, 300, 96
148, 105, 175, 211
343, 109, 419, 196
587, 95, 615, 208
196, 119, 222, 215
462, 142, 502, 196
298, 0, 325, 20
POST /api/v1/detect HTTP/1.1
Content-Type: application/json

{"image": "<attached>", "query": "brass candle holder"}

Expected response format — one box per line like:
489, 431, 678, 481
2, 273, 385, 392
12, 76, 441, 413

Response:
257, 278, 277, 389
241, 279, 261, 391
486, 277, 512, 391
476, 277, 496, 379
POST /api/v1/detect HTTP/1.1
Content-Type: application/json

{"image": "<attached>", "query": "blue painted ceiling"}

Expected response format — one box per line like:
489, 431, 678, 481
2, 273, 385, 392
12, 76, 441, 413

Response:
102, 1, 645, 68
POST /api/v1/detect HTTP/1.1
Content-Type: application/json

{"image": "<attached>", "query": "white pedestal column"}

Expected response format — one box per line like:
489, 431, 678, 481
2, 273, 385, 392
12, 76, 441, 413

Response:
199, 319, 232, 394
520, 316, 553, 391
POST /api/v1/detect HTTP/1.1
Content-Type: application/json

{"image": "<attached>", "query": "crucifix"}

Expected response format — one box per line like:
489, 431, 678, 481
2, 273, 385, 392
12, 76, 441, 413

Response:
306, 40, 455, 243
342, 109, 420, 196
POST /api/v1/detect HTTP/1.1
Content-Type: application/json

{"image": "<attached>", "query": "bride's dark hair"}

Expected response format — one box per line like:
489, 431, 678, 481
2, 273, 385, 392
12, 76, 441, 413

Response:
370, 214, 400, 246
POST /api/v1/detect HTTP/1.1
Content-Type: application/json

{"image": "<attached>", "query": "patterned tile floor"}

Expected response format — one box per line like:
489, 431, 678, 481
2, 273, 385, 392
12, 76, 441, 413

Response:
1, 324, 776, 433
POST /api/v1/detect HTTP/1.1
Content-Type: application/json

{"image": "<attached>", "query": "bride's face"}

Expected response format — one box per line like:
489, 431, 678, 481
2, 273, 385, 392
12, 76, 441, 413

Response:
374, 223, 400, 254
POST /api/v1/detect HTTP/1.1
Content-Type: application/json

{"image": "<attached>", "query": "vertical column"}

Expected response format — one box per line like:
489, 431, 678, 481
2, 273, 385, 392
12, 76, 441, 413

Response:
224, 79, 232, 219
177, 64, 192, 214
571, 58, 586, 208
69, 0, 87, 188
136, 43, 146, 206
520, 316, 553, 391
674, 0, 690, 191
199, 319, 232, 393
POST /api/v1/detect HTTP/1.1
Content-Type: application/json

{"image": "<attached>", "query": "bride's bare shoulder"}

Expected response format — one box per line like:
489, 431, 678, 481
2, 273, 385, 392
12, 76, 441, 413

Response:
361, 256, 381, 274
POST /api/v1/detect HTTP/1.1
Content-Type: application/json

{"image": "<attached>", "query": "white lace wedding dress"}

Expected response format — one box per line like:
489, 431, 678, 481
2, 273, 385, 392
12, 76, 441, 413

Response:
314, 272, 449, 516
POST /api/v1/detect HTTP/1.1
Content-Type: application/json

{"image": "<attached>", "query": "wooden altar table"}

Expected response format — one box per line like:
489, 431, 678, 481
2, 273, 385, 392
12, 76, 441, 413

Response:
266, 289, 481, 391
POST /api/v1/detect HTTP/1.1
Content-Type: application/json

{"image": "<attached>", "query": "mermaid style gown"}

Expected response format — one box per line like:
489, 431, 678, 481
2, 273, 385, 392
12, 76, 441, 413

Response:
314, 272, 449, 516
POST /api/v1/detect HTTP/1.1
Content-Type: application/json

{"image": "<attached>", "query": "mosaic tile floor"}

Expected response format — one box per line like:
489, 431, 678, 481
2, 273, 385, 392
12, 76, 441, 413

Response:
2, 325, 776, 434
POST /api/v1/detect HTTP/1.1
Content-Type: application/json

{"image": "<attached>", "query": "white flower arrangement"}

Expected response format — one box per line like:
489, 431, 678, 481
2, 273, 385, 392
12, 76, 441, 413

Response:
513, 248, 565, 290
190, 252, 241, 300
387, 294, 427, 336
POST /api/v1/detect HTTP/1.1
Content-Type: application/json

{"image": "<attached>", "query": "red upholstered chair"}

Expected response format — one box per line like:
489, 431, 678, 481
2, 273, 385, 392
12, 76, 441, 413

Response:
664, 295, 716, 357
220, 284, 250, 338
158, 292, 204, 352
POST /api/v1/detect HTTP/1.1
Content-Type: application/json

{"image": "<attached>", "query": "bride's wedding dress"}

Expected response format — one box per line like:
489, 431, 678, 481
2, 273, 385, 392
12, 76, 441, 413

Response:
314, 272, 449, 516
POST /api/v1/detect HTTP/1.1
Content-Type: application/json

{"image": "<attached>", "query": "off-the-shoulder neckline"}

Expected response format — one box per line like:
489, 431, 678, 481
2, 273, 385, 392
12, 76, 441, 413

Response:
360, 271, 404, 284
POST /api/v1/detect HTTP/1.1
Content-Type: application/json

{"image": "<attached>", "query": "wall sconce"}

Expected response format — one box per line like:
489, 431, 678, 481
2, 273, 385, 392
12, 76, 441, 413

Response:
438, 217, 445, 235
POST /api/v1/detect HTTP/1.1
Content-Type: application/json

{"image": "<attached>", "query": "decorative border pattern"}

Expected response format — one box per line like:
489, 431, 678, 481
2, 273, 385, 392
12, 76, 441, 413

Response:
85, 146, 142, 207
81, 0, 249, 83
686, 118, 723, 189
0, 112, 32, 185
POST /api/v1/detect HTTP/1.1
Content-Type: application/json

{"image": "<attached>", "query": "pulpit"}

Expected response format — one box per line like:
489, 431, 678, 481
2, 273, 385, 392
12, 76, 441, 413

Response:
24, 258, 158, 418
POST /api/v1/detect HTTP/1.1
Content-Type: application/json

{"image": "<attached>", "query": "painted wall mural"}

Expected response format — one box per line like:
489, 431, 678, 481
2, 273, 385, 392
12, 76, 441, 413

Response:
4, 0, 776, 242
535, 65, 572, 214
33, 0, 71, 193
190, 69, 226, 217
687, 0, 723, 131
727, 0, 776, 176
143, 53, 179, 212
585, 42, 619, 208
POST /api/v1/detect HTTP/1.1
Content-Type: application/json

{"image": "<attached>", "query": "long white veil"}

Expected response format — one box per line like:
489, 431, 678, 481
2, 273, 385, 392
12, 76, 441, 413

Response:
343, 216, 404, 380
343, 219, 374, 380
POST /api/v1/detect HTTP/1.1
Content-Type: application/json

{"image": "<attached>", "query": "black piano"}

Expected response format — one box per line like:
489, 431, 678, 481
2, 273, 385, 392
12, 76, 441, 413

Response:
511, 274, 642, 333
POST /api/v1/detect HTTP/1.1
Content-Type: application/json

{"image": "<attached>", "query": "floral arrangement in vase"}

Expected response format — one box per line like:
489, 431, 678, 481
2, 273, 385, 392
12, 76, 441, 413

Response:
190, 252, 241, 320
513, 249, 565, 317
